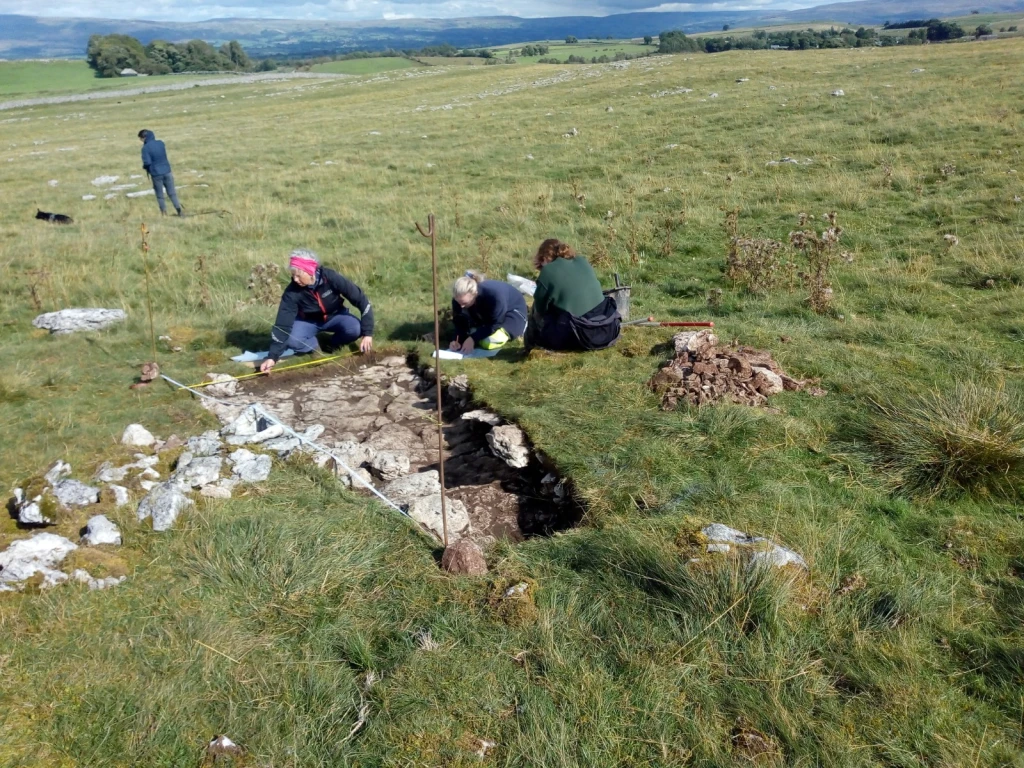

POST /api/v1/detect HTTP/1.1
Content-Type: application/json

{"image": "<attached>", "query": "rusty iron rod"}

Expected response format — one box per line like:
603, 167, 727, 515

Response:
140, 223, 158, 363
415, 213, 449, 548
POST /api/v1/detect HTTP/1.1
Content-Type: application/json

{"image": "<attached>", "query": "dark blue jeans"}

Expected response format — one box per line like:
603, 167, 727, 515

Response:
151, 172, 181, 214
287, 311, 361, 353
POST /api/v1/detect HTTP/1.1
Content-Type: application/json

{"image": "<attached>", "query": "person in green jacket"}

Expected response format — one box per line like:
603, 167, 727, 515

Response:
527, 238, 621, 351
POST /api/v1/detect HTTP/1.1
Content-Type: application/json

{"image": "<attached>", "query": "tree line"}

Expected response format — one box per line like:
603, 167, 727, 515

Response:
657, 20, 986, 54
86, 34, 273, 78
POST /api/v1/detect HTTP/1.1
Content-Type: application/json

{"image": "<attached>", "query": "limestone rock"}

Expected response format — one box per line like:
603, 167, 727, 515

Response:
831, 89, 845, 97
229, 449, 272, 483
673, 330, 718, 356
109, 485, 130, 507
226, 423, 284, 446
172, 456, 223, 489
301, 424, 326, 442
365, 423, 421, 453
137, 482, 194, 531
339, 467, 374, 490
380, 356, 407, 368
32, 308, 126, 335
751, 367, 784, 396
441, 539, 488, 575
70, 569, 126, 590
52, 479, 100, 508
0, 533, 77, 589
222, 407, 262, 438
186, 431, 222, 457
121, 423, 156, 447
203, 373, 238, 398
13, 487, 55, 525
383, 470, 441, 505
370, 451, 410, 482
44, 460, 72, 486
408, 495, 469, 541
462, 410, 502, 426
447, 374, 471, 403
81, 515, 122, 546
263, 436, 301, 454
701, 524, 806, 570
486, 425, 531, 469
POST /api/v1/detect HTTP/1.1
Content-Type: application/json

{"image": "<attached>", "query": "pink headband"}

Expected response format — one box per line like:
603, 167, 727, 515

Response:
289, 256, 318, 276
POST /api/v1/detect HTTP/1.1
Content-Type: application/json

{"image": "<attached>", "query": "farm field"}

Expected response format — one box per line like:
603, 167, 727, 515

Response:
0, 60, 229, 99
311, 56, 418, 75
492, 40, 657, 62
1, 39, 1024, 766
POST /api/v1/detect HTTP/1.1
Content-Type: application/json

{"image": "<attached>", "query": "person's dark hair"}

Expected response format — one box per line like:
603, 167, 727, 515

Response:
533, 238, 576, 270
137, 129, 149, 139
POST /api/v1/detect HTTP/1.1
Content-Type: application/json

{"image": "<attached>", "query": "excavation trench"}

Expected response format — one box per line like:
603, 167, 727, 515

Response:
233, 355, 583, 545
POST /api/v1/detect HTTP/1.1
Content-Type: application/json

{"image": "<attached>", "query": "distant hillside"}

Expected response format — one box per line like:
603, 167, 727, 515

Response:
3, 0, 1023, 59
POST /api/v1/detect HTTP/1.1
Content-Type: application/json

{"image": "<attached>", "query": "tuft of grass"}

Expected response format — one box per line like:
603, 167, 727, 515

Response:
868, 381, 1024, 497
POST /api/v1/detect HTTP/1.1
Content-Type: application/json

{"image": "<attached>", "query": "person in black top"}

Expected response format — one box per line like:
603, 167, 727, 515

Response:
449, 272, 529, 354
260, 249, 374, 373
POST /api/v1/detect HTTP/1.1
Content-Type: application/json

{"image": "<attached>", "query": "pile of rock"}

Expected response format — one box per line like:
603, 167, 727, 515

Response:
648, 330, 824, 409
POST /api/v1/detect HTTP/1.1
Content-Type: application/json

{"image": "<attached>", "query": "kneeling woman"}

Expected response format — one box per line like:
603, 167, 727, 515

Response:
528, 238, 620, 351
260, 249, 374, 373
449, 273, 528, 354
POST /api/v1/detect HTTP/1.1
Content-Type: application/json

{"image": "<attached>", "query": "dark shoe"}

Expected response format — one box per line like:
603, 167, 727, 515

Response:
176, 208, 186, 217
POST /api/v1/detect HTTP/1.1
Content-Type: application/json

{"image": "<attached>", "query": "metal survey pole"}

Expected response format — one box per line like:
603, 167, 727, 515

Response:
140, 223, 158, 364
415, 214, 449, 548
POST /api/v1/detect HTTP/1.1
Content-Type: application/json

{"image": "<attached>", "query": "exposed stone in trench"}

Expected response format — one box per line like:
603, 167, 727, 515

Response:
227, 355, 583, 546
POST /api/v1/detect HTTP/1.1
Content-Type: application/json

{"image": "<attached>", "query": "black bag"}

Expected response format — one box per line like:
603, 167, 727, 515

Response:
568, 295, 621, 351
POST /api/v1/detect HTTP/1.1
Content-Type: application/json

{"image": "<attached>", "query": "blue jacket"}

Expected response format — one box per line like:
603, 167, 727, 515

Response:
140, 130, 173, 177
452, 280, 528, 343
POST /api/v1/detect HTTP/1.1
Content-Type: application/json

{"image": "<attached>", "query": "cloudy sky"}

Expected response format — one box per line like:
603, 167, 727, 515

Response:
0, 0, 809, 23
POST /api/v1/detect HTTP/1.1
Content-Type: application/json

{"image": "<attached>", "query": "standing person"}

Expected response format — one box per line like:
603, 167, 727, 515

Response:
449, 272, 528, 354
527, 238, 621, 351
137, 129, 183, 217
260, 250, 374, 373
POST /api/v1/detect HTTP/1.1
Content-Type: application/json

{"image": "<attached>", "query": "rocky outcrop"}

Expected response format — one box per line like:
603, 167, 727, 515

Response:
32, 308, 126, 335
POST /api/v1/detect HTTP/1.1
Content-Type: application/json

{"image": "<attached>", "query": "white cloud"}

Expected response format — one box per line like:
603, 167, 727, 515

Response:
4, 0, 807, 22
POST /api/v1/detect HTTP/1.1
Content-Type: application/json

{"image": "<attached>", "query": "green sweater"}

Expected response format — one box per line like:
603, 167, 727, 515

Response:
533, 256, 605, 317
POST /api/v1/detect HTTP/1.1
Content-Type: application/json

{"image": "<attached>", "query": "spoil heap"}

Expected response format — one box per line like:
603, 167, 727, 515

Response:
648, 330, 823, 409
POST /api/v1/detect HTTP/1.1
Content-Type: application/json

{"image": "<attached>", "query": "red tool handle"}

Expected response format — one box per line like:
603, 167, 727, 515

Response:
658, 322, 715, 327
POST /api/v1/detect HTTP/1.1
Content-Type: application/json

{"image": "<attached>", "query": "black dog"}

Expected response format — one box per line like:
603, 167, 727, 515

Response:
36, 209, 74, 225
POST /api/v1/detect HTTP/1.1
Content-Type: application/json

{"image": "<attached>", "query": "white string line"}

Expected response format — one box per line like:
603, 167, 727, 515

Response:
159, 373, 407, 516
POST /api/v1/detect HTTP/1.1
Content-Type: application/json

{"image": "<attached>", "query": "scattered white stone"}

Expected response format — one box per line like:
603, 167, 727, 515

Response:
172, 456, 223, 489
0, 533, 77, 589
139, 479, 157, 491
52, 479, 100, 508
70, 569, 126, 590
12, 487, 51, 525
370, 451, 410, 482
339, 467, 374, 490
91, 175, 119, 186
702, 524, 806, 570
831, 89, 845, 97
82, 194, 96, 201
382, 470, 441, 505
751, 367, 784, 395
606, 106, 613, 112
137, 482, 194, 531
81, 515, 121, 546
44, 460, 72, 486
709, 92, 719, 98
525, 154, 534, 160
109, 484, 130, 507
486, 425, 530, 469
32, 308, 126, 335
122, 423, 156, 447
911, 68, 925, 73
47, 179, 59, 187
369, 130, 381, 135
125, 189, 155, 198
186, 431, 222, 457
227, 423, 284, 446
503, 582, 529, 598
229, 449, 272, 482
222, 407, 261, 438
562, 127, 579, 138
301, 424, 325, 442
104, 193, 117, 200
408, 495, 469, 541
461, 410, 502, 426
263, 436, 301, 454
736, 78, 749, 83
203, 373, 238, 398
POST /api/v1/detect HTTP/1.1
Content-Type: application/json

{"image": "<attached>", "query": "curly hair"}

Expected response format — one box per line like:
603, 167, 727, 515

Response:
533, 238, 576, 271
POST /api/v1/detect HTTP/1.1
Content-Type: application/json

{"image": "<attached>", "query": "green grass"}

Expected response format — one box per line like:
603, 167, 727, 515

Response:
497, 41, 656, 63
0, 60, 126, 98
311, 57, 419, 75
1, 40, 1024, 766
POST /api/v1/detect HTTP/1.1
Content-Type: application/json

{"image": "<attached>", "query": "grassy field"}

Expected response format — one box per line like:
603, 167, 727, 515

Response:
1, 39, 1024, 766
311, 56, 419, 75
0, 60, 131, 98
492, 41, 656, 63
